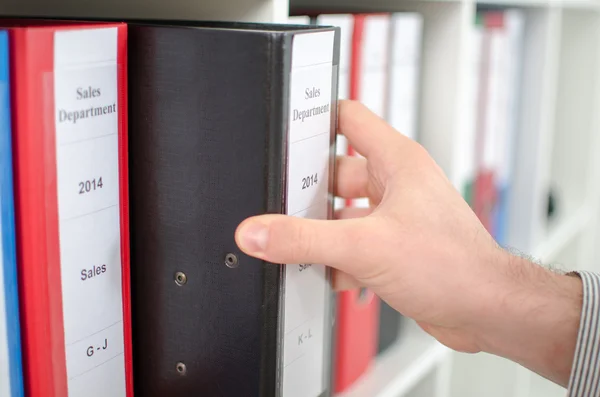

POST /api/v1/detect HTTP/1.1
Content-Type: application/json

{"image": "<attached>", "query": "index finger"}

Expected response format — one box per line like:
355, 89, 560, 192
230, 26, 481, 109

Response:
337, 100, 410, 161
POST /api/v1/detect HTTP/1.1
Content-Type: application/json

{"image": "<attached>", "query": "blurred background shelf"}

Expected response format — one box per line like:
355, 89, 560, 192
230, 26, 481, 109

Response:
533, 202, 595, 262
337, 322, 449, 397
0, 0, 290, 22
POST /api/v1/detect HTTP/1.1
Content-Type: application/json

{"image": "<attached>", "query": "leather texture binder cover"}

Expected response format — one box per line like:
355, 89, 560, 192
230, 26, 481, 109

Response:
128, 22, 340, 397
6, 22, 131, 397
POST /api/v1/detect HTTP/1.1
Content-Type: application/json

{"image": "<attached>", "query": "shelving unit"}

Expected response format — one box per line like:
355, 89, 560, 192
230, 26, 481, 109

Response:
336, 322, 450, 397
1, 0, 598, 394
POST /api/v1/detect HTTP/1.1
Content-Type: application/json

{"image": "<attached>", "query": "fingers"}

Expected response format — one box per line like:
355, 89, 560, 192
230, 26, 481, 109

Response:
335, 156, 369, 199
332, 208, 371, 289
235, 214, 363, 272
337, 100, 410, 161
333, 270, 363, 291
334, 206, 372, 220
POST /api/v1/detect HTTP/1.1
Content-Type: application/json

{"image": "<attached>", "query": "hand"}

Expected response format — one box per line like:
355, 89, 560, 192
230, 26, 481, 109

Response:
235, 100, 582, 386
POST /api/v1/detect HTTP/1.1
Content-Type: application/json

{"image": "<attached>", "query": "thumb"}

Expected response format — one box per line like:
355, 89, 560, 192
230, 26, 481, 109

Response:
235, 214, 362, 272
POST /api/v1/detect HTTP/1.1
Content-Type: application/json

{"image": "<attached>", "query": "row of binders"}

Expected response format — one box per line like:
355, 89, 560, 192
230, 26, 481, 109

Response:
290, 11, 424, 394
459, 9, 527, 247
290, 7, 530, 391
0, 13, 424, 397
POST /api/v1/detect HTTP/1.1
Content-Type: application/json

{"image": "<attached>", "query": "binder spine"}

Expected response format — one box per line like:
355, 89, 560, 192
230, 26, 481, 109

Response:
333, 15, 381, 394
0, 30, 24, 397
280, 29, 337, 397
10, 28, 69, 397
315, 14, 352, 212
129, 26, 288, 397
10, 24, 129, 397
260, 32, 287, 397
52, 27, 128, 397
116, 26, 134, 397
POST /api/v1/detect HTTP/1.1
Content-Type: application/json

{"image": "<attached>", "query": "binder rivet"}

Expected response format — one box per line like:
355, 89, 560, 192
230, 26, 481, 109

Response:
225, 253, 239, 268
176, 362, 187, 375
174, 272, 187, 286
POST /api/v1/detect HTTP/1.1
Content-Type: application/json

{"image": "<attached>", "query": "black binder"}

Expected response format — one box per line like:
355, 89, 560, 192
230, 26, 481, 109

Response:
377, 302, 404, 354
128, 22, 340, 397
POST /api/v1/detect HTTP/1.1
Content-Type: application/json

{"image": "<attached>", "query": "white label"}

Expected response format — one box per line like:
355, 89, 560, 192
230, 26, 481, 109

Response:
502, 11, 525, 185
360, 16, 390, 119
54, 27, 126, 397
283, 30, 334, 397
454, 24, 482, 194
56, 136, 119, 221
287, 133, 330, 215
316, 15, 352, 103
289, 66, 332, 144
388, 14, 423, 141
390, 14, 423, 65
316, 14, 353, 75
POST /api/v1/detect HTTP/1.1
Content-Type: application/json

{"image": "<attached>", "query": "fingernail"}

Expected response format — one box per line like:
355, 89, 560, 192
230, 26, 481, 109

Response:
239, 222, 269, 254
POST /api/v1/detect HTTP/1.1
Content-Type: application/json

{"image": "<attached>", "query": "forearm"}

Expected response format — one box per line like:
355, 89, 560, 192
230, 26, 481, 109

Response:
474, 253, 582, 387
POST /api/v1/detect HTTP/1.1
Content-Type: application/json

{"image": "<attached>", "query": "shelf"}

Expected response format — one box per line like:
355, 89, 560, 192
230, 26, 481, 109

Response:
532, 203, 594, 261
551, 0, 600, 9
291, 0, 600, 14
336, 321, 450, 397
477, 0, 600, 9
476, 0, 550, 7
291, 0, 462, 15
0, 0, 289, 22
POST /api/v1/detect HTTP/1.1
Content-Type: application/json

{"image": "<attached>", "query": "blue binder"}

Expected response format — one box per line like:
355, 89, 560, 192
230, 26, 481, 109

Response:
0, 30, 24, 397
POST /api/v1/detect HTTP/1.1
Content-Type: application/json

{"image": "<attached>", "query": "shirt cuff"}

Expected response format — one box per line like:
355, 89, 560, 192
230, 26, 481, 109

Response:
567, 270, 600, 397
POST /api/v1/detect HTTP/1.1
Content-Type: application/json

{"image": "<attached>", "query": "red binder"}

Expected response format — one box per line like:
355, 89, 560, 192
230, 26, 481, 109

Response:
474, 12, 503, 234
7, 23, 132, 397
334, 13, 382, 393
334, 288, 380, 393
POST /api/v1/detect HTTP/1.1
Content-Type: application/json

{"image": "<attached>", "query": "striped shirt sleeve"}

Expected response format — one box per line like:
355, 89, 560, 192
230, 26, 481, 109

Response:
567, 271, 600, 397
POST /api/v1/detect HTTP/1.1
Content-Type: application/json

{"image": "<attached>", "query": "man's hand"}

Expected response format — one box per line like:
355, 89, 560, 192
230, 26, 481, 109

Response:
234, 100, 582, 387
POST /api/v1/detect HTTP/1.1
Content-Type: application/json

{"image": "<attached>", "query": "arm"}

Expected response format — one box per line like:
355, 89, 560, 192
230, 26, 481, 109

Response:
235, 100, 587, 387
467, 255, 582, 387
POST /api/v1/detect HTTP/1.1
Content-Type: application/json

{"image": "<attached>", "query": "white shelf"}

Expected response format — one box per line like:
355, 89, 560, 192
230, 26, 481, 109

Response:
0, 0, 289, 22
336, 321, 450, 397
291, 0, 600, 14
532, 203, 594, 261
476, 0, 549, 7
477, 0, 600, 9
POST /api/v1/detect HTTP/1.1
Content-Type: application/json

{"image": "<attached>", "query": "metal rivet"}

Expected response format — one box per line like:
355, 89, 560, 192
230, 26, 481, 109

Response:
225, 253, 239, 268
174, 272, 187, 286
176, 362, 187, 375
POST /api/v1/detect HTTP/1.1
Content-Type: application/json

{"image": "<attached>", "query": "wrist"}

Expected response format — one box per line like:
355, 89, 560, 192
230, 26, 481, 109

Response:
474, 252, 582, 386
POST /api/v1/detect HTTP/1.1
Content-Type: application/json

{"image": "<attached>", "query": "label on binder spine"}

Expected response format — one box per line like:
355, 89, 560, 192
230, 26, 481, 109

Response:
53, 27, 126, 397
283, 30, 335, 397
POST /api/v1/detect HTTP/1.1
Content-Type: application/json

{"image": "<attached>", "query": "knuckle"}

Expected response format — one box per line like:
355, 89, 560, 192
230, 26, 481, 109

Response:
269, 219, 314, 263
289, 222, 314, 262
411, 141, 434, 164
